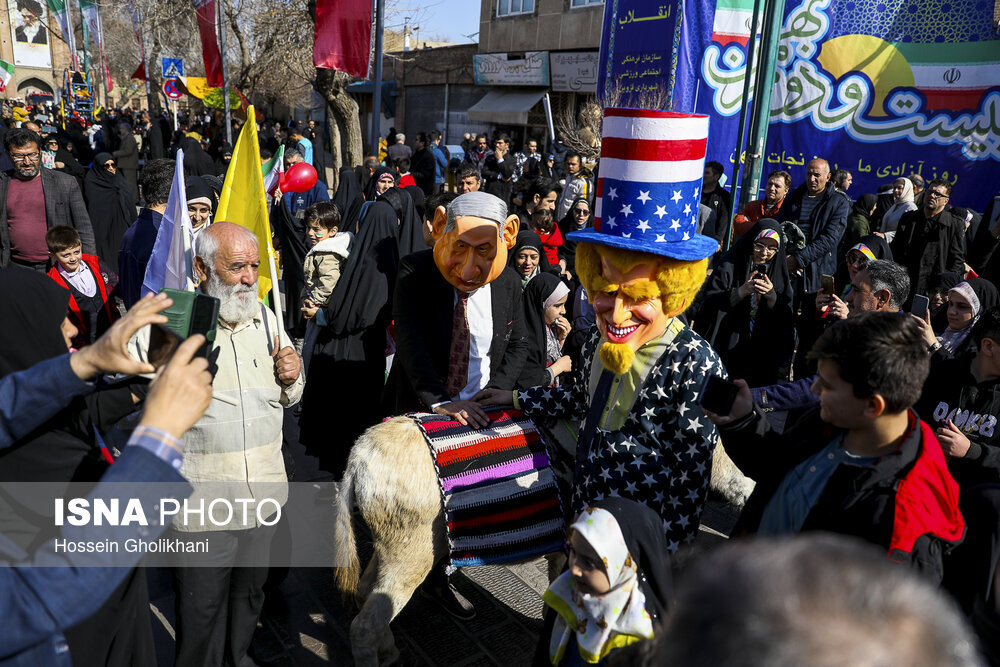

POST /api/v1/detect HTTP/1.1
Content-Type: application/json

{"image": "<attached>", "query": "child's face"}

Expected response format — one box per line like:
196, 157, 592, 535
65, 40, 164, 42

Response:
809, 359, 874, 428
52, 244, 82, 272
306, 221, 336, 245
545, 295, 567, 325
568, 530, 610, 596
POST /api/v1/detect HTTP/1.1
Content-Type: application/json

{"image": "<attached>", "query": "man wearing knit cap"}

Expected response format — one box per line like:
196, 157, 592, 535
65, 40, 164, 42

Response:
386, 190, 529, 617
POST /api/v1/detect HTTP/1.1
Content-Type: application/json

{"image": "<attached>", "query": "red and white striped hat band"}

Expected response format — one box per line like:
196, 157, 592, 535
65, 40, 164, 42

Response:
567, 107, 717, 261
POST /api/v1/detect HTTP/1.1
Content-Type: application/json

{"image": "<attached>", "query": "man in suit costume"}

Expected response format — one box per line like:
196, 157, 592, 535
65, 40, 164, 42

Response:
390, 190, 527, 425
386, 190, 528, 617
0, 128, 95, 270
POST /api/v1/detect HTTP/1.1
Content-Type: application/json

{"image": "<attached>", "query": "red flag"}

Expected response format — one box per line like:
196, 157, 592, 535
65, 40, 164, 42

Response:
193, 0, 223, 87
131, 62, 146, 81
313, 0, 372, 77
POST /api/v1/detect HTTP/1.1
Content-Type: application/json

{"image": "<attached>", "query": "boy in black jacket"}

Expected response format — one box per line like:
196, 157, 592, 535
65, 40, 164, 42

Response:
704, 312, 964, 582
916, 307, 1000, 656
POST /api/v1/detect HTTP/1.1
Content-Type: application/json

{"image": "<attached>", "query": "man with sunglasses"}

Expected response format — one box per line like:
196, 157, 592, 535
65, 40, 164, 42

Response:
891, 178, 966, 305
0, 128, 95, 270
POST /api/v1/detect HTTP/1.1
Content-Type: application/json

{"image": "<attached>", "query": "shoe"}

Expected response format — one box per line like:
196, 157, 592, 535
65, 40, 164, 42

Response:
420, 581, 477, 620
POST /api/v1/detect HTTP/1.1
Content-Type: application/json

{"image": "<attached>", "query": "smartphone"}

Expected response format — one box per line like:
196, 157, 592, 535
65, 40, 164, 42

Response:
911, 294, 930, 320
752, 263, 768, 276
146, 288, 221, 365
697, 374, 740, 416
821, 274, 836, 294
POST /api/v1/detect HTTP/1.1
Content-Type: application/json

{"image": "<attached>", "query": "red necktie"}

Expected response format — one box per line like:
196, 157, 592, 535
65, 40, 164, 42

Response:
445, 292, 471, 399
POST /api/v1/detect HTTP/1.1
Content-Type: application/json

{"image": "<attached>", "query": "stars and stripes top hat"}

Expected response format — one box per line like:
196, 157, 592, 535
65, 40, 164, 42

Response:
567, 107, 716, 261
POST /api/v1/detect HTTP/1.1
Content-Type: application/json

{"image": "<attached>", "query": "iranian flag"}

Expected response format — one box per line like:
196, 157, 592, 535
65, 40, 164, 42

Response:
897, 42, 1000, 112
712, 0, 757, 47
262, 145, 284, 199
46, 0, 79, 71
0, 60, 14, 93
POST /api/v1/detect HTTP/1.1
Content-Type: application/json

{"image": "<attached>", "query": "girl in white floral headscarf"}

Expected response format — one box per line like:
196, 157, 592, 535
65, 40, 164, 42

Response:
541, 498, 671, 665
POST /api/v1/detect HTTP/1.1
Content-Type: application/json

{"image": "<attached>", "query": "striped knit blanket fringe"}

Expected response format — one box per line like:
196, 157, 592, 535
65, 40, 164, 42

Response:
408, 406, 566, 570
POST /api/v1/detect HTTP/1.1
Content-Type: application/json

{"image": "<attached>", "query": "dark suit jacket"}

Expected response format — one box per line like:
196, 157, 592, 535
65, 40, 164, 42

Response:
386, 249, 528, 414
0, 169, 96, 267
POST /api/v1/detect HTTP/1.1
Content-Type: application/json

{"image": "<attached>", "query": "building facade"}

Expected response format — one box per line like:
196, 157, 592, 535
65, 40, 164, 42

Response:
471, 0, 604, 149
0, 0, 75, 102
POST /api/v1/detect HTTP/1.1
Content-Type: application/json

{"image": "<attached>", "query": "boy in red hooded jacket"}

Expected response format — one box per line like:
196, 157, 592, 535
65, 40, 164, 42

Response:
45, 225, 118, 348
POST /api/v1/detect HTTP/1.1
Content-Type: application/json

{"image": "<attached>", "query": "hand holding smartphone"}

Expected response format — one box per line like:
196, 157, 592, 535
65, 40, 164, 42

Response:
911, 294, 930, 320
697, 375, 740, 417
821, 274, 836, 295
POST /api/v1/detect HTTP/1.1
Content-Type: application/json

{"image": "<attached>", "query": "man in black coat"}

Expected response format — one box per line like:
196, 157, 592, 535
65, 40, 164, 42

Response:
779, 158, 850, 375
0, 128, 95, 270
385, 190, 527, 620
410, 132, 437, 197
481, 134, 515, 205
307, 119, 328, 186
891, 178, 966, 303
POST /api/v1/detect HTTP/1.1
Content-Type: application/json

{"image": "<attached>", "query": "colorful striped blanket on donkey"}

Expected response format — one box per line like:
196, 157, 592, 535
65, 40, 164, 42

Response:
408, 407, 565, 568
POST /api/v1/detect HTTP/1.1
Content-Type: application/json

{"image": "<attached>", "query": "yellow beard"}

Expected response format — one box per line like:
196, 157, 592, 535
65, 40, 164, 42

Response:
599, 341, 634, 374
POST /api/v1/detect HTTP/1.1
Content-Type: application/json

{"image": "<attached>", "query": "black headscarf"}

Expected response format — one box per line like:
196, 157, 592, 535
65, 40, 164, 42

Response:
519, 272, 569, 388
557, 196, 593, 236
83, 152, 135, 267
851, 193, 879, 220
0, 266, 114, 487
0, 265, 70, 378
404, 185, 425, 221
587, 497, 672, 622
185, 175, 215, 207
508, 229, 553, 282
321, 200, 402, 340
363, 166, 395, 202
181, 136, 216, 177
271, 199, 309, 335
378, 187, 426, 259
726, 218, 790, 292
333, 166, 364, 231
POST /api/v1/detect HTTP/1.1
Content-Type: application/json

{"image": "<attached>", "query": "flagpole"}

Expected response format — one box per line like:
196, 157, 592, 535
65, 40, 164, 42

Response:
218, 0, 232, 145
267, 250, 282, 325
370, 0, 384, 155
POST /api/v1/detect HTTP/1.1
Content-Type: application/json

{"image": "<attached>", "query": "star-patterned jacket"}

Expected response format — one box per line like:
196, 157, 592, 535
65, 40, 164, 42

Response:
516, 323, 724, 552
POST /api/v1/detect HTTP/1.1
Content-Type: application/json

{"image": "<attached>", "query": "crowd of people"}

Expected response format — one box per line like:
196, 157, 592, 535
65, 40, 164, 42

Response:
0, 96, 999, 667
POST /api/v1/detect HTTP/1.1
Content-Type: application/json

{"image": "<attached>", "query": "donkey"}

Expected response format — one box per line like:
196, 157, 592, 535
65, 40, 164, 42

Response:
332, 416, 753, 666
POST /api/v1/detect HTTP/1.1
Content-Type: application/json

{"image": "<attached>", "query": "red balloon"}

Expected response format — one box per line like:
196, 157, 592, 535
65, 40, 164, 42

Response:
281, 162, 318, 193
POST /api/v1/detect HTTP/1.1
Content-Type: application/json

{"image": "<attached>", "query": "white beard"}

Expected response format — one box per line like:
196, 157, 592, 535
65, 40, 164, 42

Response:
205, 271, 258, 325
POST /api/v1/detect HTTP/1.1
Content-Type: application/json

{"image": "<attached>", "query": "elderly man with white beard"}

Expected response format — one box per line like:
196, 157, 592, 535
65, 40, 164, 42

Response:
130, 221, 303, 667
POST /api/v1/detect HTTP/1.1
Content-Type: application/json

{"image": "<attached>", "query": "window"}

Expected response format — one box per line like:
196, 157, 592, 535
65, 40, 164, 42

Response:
497, 0, 534, 16
570, 0, 603, 6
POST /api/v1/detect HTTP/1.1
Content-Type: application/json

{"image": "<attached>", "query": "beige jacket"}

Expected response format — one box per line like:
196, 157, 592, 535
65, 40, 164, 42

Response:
130, 303, 303, 531
303, 232, 352, 306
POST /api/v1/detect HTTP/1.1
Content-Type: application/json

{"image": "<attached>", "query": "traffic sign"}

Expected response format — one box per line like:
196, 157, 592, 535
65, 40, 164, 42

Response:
163, 79, 182, 100
161, 57, 184, 79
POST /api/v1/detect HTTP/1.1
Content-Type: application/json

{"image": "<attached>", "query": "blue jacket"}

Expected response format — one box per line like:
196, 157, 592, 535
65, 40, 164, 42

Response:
0, 355, 190, 666
429, 144, 448, 183
284, 180, 330, 218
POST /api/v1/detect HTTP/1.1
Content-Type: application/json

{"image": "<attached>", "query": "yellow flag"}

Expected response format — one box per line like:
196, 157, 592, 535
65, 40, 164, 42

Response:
216, 106, 274, 302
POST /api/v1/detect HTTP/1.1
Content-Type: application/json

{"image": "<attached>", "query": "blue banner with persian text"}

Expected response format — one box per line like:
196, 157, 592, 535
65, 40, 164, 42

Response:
598, 0, 715, 112
693, 0, 1000, 210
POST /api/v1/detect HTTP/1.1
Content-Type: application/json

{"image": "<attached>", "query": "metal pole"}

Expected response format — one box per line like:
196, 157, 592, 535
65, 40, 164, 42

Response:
722, 0, 763, 252
443, 71, 450, 143
218, 0, 232, 145
139, 16, 153, 114
370, 0, 384, 157
740, 0, 788, 209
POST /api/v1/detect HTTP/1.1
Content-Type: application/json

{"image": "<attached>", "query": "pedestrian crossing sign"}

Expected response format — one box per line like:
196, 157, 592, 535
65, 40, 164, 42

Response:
161, 58, 184, 80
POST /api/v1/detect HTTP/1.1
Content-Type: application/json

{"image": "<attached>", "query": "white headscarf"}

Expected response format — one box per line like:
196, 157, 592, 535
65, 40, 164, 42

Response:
880, 178, 917, 240
542, 507, 654, 664
939, 281, 981, 354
